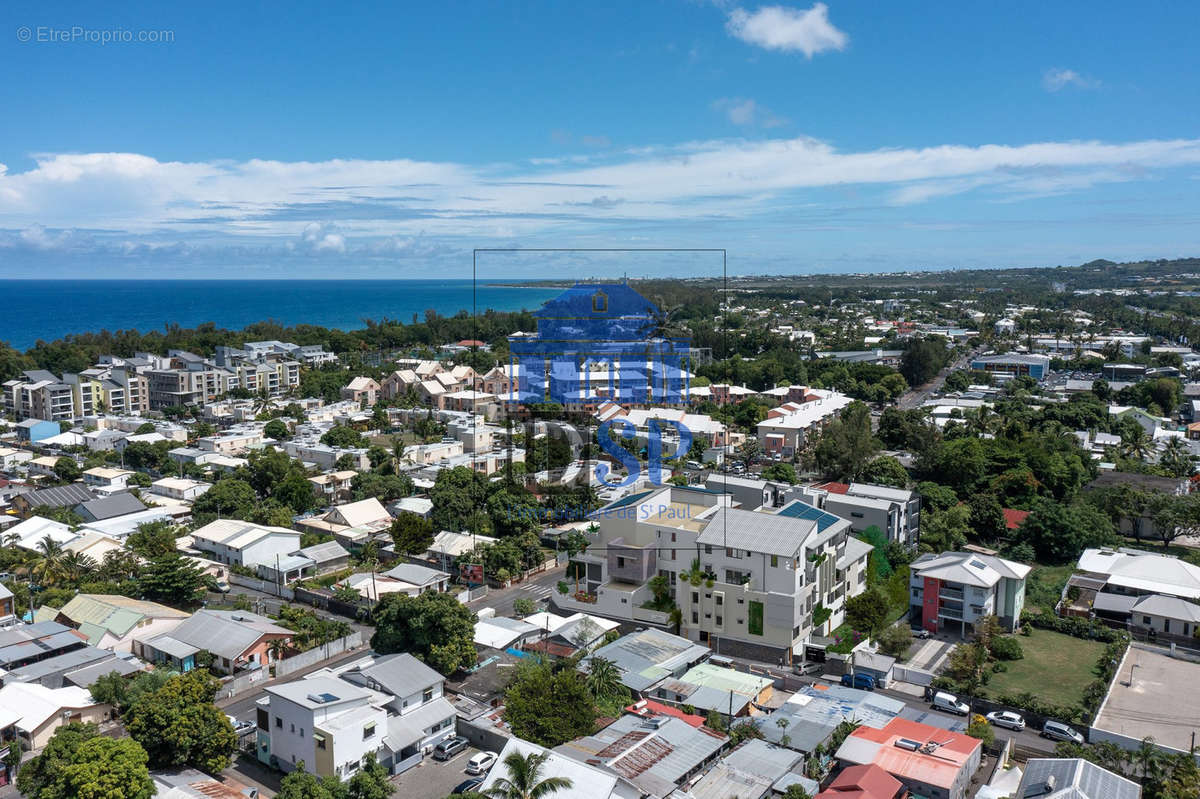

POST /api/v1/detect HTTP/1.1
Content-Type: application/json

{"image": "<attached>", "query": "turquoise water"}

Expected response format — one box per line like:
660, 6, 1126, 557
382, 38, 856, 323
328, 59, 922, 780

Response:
2, 279, 560, 350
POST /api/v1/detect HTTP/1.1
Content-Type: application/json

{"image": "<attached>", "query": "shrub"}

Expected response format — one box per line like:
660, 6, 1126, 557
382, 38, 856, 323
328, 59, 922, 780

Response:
992, 662, 1007, 673
990, 636, 1024, 661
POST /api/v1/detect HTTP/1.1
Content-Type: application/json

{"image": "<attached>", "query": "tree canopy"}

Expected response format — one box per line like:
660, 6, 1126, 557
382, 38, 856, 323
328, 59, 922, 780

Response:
371, 591, 477, 674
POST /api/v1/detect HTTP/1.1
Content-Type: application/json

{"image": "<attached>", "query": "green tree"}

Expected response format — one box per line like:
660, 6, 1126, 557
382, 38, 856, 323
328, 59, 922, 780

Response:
54, 456, 81, 483
137, 552, 208, 606
371, 591, 477, 674
17, 724, 153, 799
125, 670, 238, 773
877, 623, 914, 658
430, 466, 490, 533
503, 660, 597, 748
89, 668, 173, 715
513, 597, 537, 616
844, 589, 889, 640
812, 401, 879, 481
760, 463, 798, 484
191, 477, 257, 522
274, 473, 319, 514
345, 753, 395, 799
320, 425, 366, 448
264, 418, 291, 441
583, 656, 622, 701
126, 520, 179, 558
390, 511, 435, 555
919, 504, 971, 553
966, 714, 995, 747
1015, 498, 1119, 564
483, 750, 573, 799
967, 493, 1007, 545
860, 456, 909, 489
277, 766, 347, 799
917, 481, 960, 513
900, 337, 950, 386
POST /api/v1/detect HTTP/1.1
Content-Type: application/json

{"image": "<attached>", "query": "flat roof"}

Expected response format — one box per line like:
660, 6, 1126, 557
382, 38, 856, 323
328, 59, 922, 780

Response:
1094, 644, 1200, 755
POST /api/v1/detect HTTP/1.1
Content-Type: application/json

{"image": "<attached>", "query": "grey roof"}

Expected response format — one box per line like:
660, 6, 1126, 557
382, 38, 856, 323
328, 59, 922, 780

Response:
1131, 593, 1200, 623
0, 627, 86, 668
383, 697, 456, 750
755, 685, 904, 752
838, 535, 874, 569
847, 482, 915, 502
1092, 593, 1138, 615
1016, 758, 1141, 799
381, 562, 449, 585
266, 675, 369, 709
143, 635, 199, 660
688, 740, 801, 799
76, 492, 147, 521
161, 610, 290, 660
696, 507, 817, 558
295, 540, 349, 564
63, 656, 142, 688
588, 628, 711, 692
555, 713, 727, 798
345, 653, 443, 696
2, 645, 117, 686
21, 483, 94, 508
656, 680, 752, 715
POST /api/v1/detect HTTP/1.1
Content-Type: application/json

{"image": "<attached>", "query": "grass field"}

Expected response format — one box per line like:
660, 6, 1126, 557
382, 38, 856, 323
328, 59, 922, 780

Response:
986, 628, 1105, 707
1024, 564, 1074, 615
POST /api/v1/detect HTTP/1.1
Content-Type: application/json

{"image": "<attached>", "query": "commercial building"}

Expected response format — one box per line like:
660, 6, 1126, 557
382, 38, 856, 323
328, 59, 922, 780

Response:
969, 353, 1051, 381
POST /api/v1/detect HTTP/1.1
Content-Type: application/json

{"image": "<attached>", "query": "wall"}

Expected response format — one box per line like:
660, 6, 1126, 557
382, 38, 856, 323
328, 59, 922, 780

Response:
229, 572, 296, 600
274, 632, 364, 678
218, 665, 270, 699
456, 716, 511, 755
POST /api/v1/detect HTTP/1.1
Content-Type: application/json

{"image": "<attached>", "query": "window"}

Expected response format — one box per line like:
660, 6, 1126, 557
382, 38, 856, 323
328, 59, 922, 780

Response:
671, 532, 676, 542
715, 615, 723, 626
770, 555, 778, 568
315, 734, 327, 750
363, 722, 376, 740
715, 594, 723, 606
850, 512, 864, 519
423, 687, 434, 702
275, 717, 282, 728
691, 612, 698, 624
704, 545, 712, 554
692, 592, 699, 604
592, 291, 608, 312
1144, 616, 1152, 625
290, 723, 295, 733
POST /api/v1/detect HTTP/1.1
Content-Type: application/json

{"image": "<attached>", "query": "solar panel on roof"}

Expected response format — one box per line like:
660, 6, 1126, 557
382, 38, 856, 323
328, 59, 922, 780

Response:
777, 502, 842, 531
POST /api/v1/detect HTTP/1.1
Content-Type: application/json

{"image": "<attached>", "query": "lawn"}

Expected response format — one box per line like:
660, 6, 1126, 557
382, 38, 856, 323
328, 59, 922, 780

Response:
986, 628, 1106, 708
1024, 564, 1075, 615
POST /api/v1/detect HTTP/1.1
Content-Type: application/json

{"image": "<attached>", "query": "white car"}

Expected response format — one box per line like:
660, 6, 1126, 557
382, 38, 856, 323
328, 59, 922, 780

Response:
466, 751, 497, 775
986, 710, 1026, 731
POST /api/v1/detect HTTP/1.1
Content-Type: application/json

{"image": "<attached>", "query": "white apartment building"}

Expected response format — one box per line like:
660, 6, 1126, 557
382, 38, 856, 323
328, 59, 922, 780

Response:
756, 388, 854, 457
2, 370, 76, 421
909, 551, 1030, 636
257, 676, 388, 780
190, 519, 302, 570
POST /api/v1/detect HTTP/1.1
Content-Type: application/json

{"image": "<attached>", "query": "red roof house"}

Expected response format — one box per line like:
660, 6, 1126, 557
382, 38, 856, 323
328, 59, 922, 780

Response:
817, 764, 906, 799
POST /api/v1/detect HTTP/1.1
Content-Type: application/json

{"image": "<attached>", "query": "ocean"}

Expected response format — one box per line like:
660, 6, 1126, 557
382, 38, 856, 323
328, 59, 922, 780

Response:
1, 279, 562, 351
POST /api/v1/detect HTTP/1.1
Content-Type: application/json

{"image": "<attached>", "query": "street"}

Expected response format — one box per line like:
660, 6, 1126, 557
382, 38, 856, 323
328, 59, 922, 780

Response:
466, 563, 566, 618
896, 348, 977, 410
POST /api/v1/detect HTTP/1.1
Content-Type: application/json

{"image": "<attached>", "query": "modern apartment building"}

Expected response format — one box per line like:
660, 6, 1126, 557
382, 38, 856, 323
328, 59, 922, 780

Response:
788, 481, 921, 547
557, 486, 872, 661
2, 370, 76, 421
909, 551, 1030, 636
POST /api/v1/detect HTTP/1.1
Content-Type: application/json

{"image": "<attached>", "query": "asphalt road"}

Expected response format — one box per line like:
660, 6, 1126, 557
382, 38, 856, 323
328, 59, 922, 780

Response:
896, 348, 977, 410
466, 563, 567, 617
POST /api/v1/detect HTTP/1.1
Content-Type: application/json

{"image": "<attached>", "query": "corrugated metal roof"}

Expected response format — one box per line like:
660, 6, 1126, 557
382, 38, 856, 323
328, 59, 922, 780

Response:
697, 507, 817, 556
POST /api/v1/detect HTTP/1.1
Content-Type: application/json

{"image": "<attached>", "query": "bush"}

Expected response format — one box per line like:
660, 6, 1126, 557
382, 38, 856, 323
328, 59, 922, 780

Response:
989, 636, 1024, 661
992, 662, 1007, 673
1020, 612, 1122, 643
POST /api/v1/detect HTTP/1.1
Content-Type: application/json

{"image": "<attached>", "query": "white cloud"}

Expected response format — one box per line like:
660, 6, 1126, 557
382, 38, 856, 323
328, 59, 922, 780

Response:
2, 135, 1199, 255
712, 97, 787, 127
726, 3, 848, 57
1043, 68, 1099, 92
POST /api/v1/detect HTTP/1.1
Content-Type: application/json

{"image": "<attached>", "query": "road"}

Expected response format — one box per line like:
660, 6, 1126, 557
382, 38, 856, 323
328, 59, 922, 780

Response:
466, 563, 566, 618
896, 348, 977, 410
219, 645, 374, 720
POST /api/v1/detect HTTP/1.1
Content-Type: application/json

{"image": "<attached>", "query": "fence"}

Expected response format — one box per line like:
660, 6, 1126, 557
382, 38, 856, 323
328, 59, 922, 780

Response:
230, 572, 295, 601
274, 632, 364, 678
893, 665, 935, 686
458, 585, 488, 604
218, 665, 269, 699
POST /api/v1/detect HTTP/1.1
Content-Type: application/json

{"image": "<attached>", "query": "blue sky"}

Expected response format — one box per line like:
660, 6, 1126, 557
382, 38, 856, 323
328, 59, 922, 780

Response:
1, 0, 1199, 278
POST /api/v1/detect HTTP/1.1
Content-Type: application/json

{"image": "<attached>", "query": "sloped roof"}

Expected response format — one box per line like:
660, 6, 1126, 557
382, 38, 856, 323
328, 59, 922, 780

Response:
1016, 758, 1141, 799
58, 594, 188, 639
910, 550, 1031, 587
1078, 547, 1200, 599
20, 483, 94, 509
698, 507, 818, 557
1131, 593, 1200, 623
817, 763, 904, 799
327, 497, 389, 527
156, 610, 290, 660
76, 492, 148, 521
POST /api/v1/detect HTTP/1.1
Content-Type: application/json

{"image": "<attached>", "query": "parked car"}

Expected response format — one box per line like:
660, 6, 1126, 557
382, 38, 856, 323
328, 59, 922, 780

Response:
452, 778, 483, 795
1042, 720, 1085, 744
931, 691, 970, 716
433, 736, 470, 761
840, 672, 876, 691
793, 661, 822, 676
466, 751, 497, 775
911, 627, 932, 639
986, 711, 1026, 731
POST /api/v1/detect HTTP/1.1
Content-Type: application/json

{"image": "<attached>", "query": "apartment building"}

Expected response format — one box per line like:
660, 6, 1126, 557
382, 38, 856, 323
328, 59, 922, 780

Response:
756, 388, 854, 457
560, 486, 872, 661
190, 519, 303, 571
789, 482, 921, 547
909, 551, 1030, 636
2, 370, 76, 421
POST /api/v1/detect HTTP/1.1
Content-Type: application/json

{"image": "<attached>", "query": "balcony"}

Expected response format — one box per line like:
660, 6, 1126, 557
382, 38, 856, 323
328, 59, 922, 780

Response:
939, 586, 964, 601
938, 606, 963, 620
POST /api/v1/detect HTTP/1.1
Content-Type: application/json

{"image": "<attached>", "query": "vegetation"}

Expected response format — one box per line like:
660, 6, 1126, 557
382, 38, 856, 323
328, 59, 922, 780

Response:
124, 670, 238, 773
17, 723, 153, 799
371, 591, 477, 673
503, 658, 598, 747
482, 750, 573, 799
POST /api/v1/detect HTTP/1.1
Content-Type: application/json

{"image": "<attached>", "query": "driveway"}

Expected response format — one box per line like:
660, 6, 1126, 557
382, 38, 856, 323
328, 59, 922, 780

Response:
908, 637, 957, 673
389, 744, 488, 799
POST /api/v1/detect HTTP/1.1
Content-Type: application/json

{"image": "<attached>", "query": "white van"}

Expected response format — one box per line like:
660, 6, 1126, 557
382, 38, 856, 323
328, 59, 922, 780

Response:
931, 691, 970, 716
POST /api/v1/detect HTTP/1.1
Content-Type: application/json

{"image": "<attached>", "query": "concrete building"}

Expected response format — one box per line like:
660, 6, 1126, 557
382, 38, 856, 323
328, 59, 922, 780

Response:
190, 519, 303, 571
52, 594, 190, 653
1015, 758, 1141, 799
969, 353, 1051, 381
756, 389, 854, 457
909, 551, 1030, 636
835, 717, 982, 799
0, 683, 109, 750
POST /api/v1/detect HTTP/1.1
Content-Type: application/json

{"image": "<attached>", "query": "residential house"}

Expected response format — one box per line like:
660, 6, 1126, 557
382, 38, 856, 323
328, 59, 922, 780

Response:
379, 563, 451, 594
74, 492, 148, 523
653, 663, 774, 718
135, 609, 292, 674
479, 738, 640, 799
909, 551, 1030, 636
835, 718, 982, 799
81, 467, 135, 491
816, 764, 906, 799
308, 471, 357, 504
1014, 758, 1141, 799
684, 739, 804, 799
150, 477, 211, 501
53, 594, 190, 653
190, 519, 303, 571
4, 515, 78, 551
586, 628, 712, 695
0, 622, 90, 673
0, 584, 15, 629
256, 676, 388, 779
755, 684, 904, 755
1073, 547, 1200, 637
14, 418, 61, 443
0, 683, 109, 749
0, 447, 33, 471
323, 498, 392, 531
340, 377, 381, 405
555, 711, 727, 798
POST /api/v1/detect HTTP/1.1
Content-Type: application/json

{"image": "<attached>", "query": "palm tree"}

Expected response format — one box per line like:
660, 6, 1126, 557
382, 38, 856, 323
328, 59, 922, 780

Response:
484, 751, 573, 799
584, 656, 621, 701
58, 551, 97, 584
1122, 426, 1153, 462
1134, 737, 1164, 784
266, 638, 289, 663
32, 537, 66, 586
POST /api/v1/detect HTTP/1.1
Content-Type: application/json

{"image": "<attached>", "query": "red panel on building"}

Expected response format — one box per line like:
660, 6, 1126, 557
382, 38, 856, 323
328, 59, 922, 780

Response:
922, 576, 940, 632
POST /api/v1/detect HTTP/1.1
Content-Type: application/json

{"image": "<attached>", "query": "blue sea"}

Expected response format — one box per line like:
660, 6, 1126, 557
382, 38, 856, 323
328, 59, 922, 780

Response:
1, 280, 562, 351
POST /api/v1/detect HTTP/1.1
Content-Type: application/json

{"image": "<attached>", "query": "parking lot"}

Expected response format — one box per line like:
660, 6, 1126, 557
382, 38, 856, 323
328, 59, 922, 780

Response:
389, 743, 491, 799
